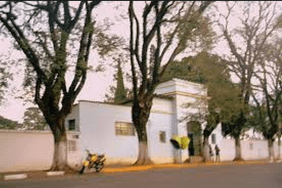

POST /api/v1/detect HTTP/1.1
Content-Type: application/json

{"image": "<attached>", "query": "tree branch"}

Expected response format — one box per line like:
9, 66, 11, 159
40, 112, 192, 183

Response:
159, 1, 189, 63
129, 1, 138, 98
68, 2, 97, 97
160, 1, 213, 77
0, 15, 47, 83
131, 4, 142, 71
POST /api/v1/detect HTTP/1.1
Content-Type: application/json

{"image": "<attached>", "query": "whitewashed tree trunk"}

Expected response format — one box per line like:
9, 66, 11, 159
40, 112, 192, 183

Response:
135, 141, 151, 165
203, 136, 211, 162
50, 125, 68, 171
268, 138, 275, 162
234, 136, 243, 161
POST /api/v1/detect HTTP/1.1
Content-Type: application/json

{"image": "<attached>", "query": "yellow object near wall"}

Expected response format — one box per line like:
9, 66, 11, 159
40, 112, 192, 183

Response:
170, 135, 190, 149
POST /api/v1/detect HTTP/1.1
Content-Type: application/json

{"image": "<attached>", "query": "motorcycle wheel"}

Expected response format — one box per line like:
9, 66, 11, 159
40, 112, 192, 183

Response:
95, 163, 104, 172
79, 166, 86, 174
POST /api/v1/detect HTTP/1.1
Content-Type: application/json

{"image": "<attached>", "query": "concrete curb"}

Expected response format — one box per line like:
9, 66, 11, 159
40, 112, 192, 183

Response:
4, 174, 28, 181
46, 171, 65, 176
104, 165, 153, 173
103, 161, 270, 174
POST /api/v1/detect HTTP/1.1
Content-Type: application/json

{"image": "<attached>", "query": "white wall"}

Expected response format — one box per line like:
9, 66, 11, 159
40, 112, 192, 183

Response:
65, 105, 82, 166
147, 108, 175, 163
78, 101, 138, 164
208, 124, 282, 161
78, 98, 176, 164
0, 130, 53, 172
0, 130, 81, 173
241, 140, 268, 160
215, 138, 273, 161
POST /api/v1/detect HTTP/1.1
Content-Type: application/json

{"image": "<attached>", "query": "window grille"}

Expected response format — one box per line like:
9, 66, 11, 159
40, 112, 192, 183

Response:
115, 122, 135, 136
250, 143, 253, 150
159, 131, 166, 143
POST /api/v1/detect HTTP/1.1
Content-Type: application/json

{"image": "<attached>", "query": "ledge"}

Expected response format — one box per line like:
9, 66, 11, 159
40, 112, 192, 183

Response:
46, 171, 65, 176
4, 174, 28, 181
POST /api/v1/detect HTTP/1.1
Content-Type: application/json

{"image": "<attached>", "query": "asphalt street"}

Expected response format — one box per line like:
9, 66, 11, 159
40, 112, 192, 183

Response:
1, 163, 282, 188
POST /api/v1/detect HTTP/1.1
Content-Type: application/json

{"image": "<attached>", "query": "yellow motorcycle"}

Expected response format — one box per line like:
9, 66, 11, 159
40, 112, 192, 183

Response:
79, 150, 106, 174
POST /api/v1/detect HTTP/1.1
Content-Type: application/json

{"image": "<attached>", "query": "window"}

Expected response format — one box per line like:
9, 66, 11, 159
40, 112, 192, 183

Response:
68, 140, 77, 151
68, 119, 76, 131
159, 131, 166, 143
250, 143, 253, 150
115, 122, 135, 136
211, 134, 216, 144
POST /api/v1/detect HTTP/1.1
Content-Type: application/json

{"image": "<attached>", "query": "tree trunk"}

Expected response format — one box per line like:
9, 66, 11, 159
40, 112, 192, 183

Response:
50, 128, 67, 171
268, 138, 275, 162
203, 136, 211, 162
135, 141, 151, 165
134, 123, 153, 165
49, 117, 71, 171
132, 99, 153, 165
278, 134, 281, 160
233, 136, 244, 161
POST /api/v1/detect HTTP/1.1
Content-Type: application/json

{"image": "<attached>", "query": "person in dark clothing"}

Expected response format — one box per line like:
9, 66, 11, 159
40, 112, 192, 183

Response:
209, 145, 214, 161
215, 145, 220, 162
189, 140, 194, 156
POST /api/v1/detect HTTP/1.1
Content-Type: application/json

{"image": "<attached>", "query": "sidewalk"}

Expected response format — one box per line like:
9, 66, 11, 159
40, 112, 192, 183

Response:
0, 159, 273, 181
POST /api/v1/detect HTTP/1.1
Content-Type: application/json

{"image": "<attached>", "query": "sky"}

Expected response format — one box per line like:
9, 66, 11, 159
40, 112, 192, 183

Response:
0, 1, 127, 122
0, 1, 279, 123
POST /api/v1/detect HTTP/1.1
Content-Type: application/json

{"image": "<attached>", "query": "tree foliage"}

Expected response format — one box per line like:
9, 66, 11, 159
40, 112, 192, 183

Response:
161, 56, 206, 84
23, 107, 48, 130
0, 115, 18, 130
0, 53, 14, 105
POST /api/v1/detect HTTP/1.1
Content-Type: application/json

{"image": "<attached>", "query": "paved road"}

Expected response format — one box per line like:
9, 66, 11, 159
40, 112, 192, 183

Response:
1, 163, 282, 188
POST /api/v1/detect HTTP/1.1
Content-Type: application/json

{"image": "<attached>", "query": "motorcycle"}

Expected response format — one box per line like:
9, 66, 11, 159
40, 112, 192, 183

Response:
79, 150, 106, 174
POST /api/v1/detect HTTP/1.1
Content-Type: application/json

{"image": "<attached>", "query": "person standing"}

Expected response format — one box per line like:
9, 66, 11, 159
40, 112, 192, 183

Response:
209, 145, 214, 161
215, 145, 220, 162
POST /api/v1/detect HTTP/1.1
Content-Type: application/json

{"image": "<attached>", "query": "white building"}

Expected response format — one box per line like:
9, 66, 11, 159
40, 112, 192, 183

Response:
65, 78, 280, 165
2, 78, 282, 173
3, 78, 281, 173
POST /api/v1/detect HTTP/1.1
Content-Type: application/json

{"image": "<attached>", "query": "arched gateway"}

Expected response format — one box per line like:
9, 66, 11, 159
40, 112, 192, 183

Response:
187, 121, 203, 157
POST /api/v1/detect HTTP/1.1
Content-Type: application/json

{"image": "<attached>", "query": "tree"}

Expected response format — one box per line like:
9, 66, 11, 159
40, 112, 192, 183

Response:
128, 1, 214, 165
251, 35, 282, 161
0, 53, 13, 105
161, 56, 206, 84
193, 52, 242, 162
167, 52, 241, 162
218, 1, 282, 161
0, 115, 18, 129
23, 107, 48, 130
0, 1, 101, 171
114, 60, 127, 104
104, 55, 131, 104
